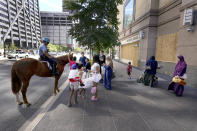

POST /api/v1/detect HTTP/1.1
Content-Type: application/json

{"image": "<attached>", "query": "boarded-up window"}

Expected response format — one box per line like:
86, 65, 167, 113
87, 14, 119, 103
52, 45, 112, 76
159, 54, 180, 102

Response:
121, 43, 139, 66
156, 33, 178, 62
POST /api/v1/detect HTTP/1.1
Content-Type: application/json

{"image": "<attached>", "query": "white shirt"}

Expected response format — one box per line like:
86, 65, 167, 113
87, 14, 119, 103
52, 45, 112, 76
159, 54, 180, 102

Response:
91, 63, 100, 72
68, 70, 79, 79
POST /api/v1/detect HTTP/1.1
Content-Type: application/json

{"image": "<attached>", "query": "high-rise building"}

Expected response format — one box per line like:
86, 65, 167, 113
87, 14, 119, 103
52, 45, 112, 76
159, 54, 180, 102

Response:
0, 0, 41, 49
40, 11, 73, 47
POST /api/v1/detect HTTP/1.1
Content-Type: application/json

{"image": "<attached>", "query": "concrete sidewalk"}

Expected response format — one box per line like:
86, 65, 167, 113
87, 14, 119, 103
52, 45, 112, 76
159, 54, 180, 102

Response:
32, 60, 197, 131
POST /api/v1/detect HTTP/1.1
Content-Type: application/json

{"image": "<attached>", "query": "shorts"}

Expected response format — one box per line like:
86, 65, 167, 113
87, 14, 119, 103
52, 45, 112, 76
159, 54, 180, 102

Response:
69, 82, 79, 90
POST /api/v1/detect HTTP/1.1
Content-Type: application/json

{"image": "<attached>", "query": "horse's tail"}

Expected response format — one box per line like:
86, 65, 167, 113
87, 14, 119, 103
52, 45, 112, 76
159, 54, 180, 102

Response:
11, 67, 21, 94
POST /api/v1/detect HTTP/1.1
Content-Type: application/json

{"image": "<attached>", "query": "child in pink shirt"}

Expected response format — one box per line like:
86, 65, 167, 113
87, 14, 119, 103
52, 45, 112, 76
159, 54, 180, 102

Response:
69, 56, 77, 70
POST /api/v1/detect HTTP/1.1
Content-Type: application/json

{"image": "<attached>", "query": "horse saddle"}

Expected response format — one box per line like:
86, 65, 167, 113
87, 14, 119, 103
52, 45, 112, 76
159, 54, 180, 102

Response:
41, 61, 52, 70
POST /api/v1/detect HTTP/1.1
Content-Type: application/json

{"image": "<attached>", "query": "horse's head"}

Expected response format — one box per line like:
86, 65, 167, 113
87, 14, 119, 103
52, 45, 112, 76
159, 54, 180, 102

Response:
68, 53, 73, 61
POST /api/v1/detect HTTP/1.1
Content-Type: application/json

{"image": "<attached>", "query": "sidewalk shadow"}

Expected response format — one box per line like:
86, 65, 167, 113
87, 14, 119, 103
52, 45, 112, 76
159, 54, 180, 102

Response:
47, 87, 113, 117
111, 81, 137, 96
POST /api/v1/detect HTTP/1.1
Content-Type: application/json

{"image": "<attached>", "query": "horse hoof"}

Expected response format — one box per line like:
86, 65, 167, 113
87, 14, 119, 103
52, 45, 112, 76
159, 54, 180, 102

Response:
57, 89, 60, 92
18, 102, 23, 105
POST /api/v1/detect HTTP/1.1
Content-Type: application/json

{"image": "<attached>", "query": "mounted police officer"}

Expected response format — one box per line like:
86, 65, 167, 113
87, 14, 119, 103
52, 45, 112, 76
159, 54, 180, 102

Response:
39, 37, 59, 75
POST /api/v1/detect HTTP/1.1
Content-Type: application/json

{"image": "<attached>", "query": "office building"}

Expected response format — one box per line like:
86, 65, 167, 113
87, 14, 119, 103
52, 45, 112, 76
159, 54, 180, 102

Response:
0, 0, 41, 49
40, 11, 73, 46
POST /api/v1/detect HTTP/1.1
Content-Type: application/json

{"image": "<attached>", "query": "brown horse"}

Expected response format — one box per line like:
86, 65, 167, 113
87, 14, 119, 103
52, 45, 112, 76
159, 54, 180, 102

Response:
11, 54, 73, 107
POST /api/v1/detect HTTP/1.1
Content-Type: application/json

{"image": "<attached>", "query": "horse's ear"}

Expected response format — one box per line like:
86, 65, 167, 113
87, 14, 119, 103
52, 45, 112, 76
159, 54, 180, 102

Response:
69, 53, 73, 57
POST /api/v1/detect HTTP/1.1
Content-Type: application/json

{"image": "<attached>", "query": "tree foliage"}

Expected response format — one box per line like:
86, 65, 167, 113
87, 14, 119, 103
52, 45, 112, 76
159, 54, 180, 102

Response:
64, 0, 122, 51
47, 43, 71, 52
6, 43, 18, 51
0, 44, 3, 49
74, 47, 82, 52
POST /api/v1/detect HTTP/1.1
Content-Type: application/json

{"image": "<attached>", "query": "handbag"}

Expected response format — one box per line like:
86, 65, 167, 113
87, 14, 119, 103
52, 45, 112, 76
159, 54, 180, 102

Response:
172, 76, 187, 85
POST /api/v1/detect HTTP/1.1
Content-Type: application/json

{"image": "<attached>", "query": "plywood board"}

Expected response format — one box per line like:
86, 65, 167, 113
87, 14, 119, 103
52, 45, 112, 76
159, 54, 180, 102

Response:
156, 33, 178, 62
121, 43, 139, 66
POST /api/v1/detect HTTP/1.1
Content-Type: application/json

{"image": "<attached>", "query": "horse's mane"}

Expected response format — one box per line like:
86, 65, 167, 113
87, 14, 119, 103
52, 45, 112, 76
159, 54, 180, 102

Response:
56, 54, 70, 66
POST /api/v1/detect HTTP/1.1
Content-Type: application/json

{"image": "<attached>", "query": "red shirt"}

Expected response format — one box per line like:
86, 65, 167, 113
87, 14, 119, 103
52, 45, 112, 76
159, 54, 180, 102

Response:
127, 65, 132, 73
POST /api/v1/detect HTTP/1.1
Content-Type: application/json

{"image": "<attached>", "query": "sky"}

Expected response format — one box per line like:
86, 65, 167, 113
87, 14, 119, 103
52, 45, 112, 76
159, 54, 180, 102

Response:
39, 0, 62, 12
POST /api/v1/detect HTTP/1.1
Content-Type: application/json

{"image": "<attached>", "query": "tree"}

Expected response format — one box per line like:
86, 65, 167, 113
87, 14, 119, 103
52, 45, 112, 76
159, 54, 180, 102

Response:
64, 0, 122, 51
0, 44, 3, 49
47, 43, 71, 52
74, 47, 82, 52
6, 43, 18, 51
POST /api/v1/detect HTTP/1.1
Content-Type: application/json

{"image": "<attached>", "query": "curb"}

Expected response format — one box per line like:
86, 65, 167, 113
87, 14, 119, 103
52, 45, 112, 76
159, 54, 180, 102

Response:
19, 79, 69, 131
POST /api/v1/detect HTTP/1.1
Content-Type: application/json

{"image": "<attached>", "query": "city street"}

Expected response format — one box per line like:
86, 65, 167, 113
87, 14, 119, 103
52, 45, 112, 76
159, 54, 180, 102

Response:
0, 60, 69, 130
1, 0, 197, 130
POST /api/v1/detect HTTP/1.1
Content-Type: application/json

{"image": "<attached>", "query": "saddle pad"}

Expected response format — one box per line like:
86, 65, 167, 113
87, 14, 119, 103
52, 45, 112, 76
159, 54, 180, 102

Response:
41, 61, 52, 70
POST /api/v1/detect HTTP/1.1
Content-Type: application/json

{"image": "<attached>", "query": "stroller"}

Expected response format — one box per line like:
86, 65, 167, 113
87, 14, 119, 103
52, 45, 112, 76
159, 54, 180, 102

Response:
137, 69, 158, 87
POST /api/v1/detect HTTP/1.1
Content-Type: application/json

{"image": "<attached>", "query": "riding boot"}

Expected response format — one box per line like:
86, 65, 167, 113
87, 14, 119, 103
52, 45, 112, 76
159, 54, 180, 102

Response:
52, 64, 59, 76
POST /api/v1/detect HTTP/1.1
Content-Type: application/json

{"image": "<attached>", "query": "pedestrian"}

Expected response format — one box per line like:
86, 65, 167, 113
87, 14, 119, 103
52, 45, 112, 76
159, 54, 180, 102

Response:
127, 62, 132, 79
104, 56, 113, 90
79, 52, 86, 66
168, 55, 187, 96
173, 55, 187, 77
143, 56, 158, 86
67, 64, 80, 107
78, 64, 87, 99
100, 51, 106, 82
100, 50, 106, 65
85, 58, 91, 72
82, 54, 101, 101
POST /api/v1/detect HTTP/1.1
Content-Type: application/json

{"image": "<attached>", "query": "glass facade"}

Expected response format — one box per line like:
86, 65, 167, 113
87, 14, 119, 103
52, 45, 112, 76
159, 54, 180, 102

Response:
123, 0, 136, 28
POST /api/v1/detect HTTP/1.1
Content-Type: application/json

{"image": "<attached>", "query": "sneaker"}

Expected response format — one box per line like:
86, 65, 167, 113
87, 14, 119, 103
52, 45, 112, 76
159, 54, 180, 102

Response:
91, 96, 98, 101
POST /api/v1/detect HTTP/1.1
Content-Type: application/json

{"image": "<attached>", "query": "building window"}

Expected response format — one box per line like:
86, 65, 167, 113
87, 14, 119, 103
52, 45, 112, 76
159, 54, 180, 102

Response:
123, 0, 136, 29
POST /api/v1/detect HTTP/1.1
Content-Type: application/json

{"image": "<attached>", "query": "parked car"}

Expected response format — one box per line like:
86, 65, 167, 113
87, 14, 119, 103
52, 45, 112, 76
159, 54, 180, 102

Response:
7, 50, 29, 59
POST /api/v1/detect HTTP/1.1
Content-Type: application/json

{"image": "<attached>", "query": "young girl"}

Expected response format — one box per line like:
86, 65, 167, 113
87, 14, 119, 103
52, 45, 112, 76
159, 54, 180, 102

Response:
78, 64, 86, 98
67, 64, 80, 107
82, 55, 101, 101
127, 62, 132, 79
